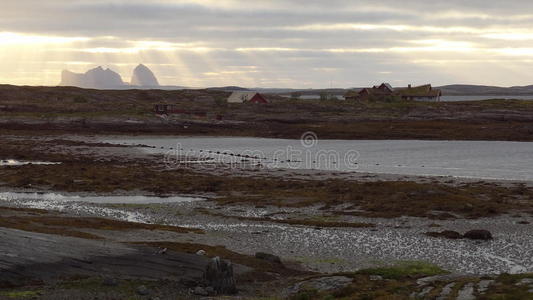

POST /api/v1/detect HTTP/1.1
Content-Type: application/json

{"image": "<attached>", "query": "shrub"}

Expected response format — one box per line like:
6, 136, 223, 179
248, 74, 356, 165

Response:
356, 261, 448, 279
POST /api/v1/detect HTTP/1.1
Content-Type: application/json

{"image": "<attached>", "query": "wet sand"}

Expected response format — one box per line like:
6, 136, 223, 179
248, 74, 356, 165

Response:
2, 190, 532, 276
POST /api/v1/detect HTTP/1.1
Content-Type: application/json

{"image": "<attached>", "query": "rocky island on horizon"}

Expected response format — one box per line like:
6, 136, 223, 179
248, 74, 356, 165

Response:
59, 64, 161, 89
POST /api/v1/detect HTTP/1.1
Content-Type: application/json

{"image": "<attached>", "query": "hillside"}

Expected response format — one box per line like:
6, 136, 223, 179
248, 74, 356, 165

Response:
1, 84, 533, 141
257, 84, 533, 97
438, 84, 533, 95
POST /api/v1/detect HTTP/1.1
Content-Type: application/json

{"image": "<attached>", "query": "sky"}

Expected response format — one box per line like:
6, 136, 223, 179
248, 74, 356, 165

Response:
3, 1, 533, 88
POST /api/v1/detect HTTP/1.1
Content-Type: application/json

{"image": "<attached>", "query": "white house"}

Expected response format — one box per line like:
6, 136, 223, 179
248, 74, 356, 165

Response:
227, 92, 268, 104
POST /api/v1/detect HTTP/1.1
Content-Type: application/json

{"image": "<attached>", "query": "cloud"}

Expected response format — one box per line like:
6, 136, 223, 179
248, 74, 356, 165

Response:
3, 0, 533, 87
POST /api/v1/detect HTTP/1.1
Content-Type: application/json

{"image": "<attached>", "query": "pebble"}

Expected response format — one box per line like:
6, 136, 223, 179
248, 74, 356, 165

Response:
102, 277, 118, 287
457, 283, 475, 300
136, 285, 150, 296
436, 282, 455, 300
193, 286, 209, 296
196, 249, 206, 256
205, 286, 215, 295
417, 274, 465, 286
417, 286, 433, 298
255, 252, 282, 264
517, 278, 533, 286
477, 280, 494, 293
285, 276, 352, 296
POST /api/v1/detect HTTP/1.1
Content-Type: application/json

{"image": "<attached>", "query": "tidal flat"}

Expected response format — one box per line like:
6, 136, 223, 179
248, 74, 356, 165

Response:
0, 134, 532, 299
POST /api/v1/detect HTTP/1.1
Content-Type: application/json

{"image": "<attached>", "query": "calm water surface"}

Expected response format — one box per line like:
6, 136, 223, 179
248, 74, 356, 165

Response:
0, 192, 205, 204
105, 137, 533, 181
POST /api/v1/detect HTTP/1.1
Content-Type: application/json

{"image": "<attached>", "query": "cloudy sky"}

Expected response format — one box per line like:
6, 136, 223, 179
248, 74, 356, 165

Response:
3, 0, 533, 88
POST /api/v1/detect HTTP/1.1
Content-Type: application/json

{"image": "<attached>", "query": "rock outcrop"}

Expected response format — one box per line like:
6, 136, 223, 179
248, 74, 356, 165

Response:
60, 64, 160, 89
130, 64, 160, 87
255, 252, 282, 264
203, 257, 237, 295
463, 229, 493, 240
285, 276, 353, 297
60, 66, 125, 89
425, 229, 493, 240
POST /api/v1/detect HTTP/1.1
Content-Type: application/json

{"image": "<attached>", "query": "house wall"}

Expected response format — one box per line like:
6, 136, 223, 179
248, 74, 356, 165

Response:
411, 96, 440, 102
249, 94, 268, 104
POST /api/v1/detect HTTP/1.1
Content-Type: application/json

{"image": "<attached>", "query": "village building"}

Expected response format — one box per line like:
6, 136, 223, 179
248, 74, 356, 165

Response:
344, 83, 395, 101
153, 104, 182, 114
344, 83, 441, 102
395, 84, 442, 101
227, 92, 269, 104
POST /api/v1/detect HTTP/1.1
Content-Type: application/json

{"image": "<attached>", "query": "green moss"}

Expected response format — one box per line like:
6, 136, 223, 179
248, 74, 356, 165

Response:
356, 261, 448, 279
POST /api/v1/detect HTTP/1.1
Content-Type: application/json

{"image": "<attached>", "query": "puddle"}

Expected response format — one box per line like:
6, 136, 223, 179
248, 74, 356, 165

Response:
16, 199, 148, 223
0, 159, 60, 166
0, 192, 206, 204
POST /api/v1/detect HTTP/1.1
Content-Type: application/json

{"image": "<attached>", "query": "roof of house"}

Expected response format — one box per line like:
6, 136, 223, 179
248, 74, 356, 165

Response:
379, 83, 394, 92
344, 90, 360, 98
227, 91, 261, 103
344, 85, 394, 99
361, 87, 394, 96
395, 84, 441, 97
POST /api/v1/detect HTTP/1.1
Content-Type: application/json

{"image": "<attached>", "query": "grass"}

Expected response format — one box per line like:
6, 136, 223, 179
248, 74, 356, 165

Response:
0, 290, 41, 298
356, 261, 449, 280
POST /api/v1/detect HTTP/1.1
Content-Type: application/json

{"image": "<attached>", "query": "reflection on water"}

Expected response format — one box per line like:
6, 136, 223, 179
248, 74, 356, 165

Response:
0, 192, 206, 204
0, 159, 60, 166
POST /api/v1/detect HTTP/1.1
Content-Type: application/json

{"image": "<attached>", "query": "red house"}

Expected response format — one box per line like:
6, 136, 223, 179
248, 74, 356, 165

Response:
227, 92, 269, 104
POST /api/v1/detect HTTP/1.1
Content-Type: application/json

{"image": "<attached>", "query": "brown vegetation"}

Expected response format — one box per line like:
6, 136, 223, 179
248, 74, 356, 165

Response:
3, 159, 532, 219
0, 207, 203, 240
2, 85, 533, 141
196, 209, 374, 228
136, 242, 308, 279
1, 136, 533, 220
0, 216, 102, 240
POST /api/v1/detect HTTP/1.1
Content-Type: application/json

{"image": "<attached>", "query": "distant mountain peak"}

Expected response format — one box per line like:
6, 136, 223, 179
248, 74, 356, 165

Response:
59, 64, 161, 89
59, 66, 125, 89
131, 64, 160, 87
